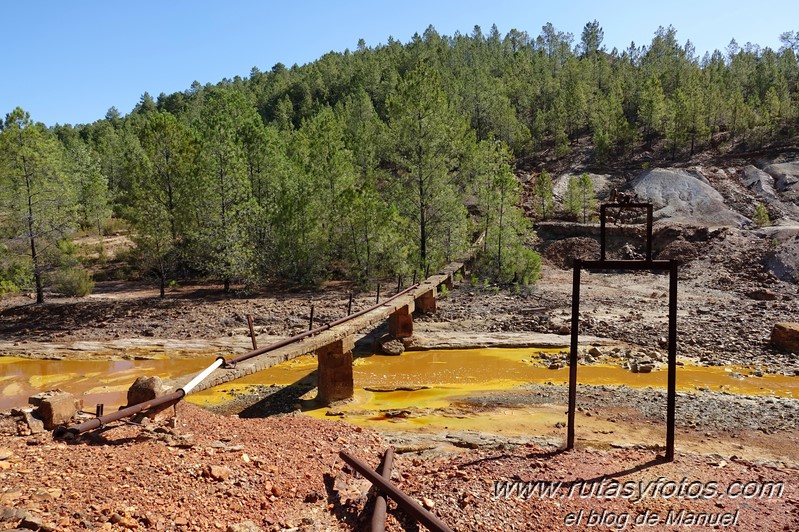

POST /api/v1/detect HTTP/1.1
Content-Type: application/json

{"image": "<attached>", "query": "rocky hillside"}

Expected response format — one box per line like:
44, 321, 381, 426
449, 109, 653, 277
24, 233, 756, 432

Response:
529, 151, 799, 285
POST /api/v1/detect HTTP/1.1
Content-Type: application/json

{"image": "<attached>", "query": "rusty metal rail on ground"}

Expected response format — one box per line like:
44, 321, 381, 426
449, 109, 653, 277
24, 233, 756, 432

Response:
340, 450, 454, 532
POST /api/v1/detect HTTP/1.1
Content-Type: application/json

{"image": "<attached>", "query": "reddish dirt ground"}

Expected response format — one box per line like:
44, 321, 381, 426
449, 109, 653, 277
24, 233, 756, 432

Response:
1, 402, 797, 531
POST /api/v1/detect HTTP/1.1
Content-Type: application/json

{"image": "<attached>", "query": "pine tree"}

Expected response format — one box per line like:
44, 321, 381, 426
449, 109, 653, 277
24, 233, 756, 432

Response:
533, 170, 554, 219
0, 108, 78, 303
387, 62, 470, 273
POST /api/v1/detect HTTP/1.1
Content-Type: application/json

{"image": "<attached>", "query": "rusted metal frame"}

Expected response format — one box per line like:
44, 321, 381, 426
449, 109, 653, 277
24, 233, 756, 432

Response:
567, 258, 678, 461
340, 451, 454, 532
224, 284, 419, 366
371, 447, 395, 532
600, 203, 654, 261
581, 259, 672, 270
309, 305, 315, 331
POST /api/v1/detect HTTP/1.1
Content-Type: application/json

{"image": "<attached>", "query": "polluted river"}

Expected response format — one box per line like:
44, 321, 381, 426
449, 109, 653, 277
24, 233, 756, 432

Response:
3, 347, 798, 462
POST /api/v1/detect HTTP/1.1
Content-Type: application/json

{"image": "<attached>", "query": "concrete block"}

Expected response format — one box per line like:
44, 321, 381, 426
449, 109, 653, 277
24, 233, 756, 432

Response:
29, 391, 82, 430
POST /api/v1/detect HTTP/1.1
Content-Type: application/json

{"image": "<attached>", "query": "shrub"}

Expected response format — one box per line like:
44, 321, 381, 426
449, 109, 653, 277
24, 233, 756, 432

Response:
51, 267, 95, 297
0, 280, 19, 298
753, 203, 770, 228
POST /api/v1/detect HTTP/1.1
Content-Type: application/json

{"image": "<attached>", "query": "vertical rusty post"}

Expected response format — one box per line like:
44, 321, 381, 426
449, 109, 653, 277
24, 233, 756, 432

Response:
567, 260, 582, 450
425, 264, 430, 279
246, 314, 257, 350
600, 205, 607, 261
96, 404, 104, 417
666, 260, 678, 461
396, 275, 402, 293
376, 284, 380, 304
646, 204, 654, 261
309, 305, 315, 331
412, 270, 417, 285
347, 293, 353, 316
371, 447, 395, 532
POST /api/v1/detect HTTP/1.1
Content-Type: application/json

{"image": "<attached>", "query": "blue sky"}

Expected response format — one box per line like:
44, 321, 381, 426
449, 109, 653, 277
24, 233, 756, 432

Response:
1, 0, 794, 127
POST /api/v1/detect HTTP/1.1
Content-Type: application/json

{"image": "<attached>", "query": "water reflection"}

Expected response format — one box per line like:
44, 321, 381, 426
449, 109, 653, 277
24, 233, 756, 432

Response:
0, 357, 210, 411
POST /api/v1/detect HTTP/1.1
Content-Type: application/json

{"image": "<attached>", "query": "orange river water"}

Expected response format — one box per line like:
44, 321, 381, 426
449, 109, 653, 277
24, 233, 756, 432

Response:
3, 348, 795, 415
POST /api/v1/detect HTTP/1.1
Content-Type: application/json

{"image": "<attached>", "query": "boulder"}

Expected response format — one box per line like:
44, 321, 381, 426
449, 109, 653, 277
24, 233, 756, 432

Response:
631, 168, 749, 227
127, 376, 168, 406
126, 376, 173, 420
770, 323, 799, 354
378, 335, 405, 356
743, 165, 778, 199
763, 162, 799, 195
28, 391, 82, 431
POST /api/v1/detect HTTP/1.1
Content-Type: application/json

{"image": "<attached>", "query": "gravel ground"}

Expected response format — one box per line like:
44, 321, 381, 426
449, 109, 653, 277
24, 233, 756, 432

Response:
1, 402, 797, 532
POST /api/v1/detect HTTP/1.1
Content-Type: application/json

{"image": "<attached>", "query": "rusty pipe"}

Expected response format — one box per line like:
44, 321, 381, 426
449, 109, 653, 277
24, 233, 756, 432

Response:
340, 451, 454, 532
53, 389, 185, 439
371, 447, 394, 532
224, 284, 418, 366
53, 354, 227, 439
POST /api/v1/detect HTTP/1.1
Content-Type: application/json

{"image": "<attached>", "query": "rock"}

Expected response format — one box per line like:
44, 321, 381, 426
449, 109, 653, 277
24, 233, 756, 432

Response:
0, 448, 13, 461
743, 165, 778, 199
127, 376, 168, 406
770, 323, 799, 354
19, 514, 43, 530
22, 411, 44, 434
28, 390, 82, 430
422, 496, 436, 509
206, 465, 230, 481
378, 335, 405, 356
631, 168, 749, 227
174, 516, 189, 526
763, 162, 799, 194
747, 288, 778, 301
126, 376, 174, 419
637, 364, 655, 373
588, 346, 603, 357
227, 521, 262, 532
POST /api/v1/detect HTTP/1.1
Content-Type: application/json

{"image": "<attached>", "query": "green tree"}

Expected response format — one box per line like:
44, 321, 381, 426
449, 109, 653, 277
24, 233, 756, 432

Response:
387, 62, 470, 272
192, 90, 257, 291
131, 111, 196, 296
564, 173, 596, 222
532, 169, 554, 219
0, 108, 78, 303
68, 142, 109, 236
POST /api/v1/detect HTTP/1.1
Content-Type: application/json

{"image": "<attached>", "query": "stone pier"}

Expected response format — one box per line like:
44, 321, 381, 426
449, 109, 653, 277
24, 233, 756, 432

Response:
388, 303, 414, 338
315, 336, 355, 404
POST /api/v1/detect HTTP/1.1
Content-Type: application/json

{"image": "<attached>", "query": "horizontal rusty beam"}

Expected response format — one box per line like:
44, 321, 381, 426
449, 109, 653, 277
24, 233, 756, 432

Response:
578, 259, 675, 271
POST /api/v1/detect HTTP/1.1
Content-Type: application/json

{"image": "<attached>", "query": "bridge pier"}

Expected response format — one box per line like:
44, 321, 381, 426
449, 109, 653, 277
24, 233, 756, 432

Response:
388, 303, 414, 338
316, 336, 355, 405
415, 285, 437, 314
